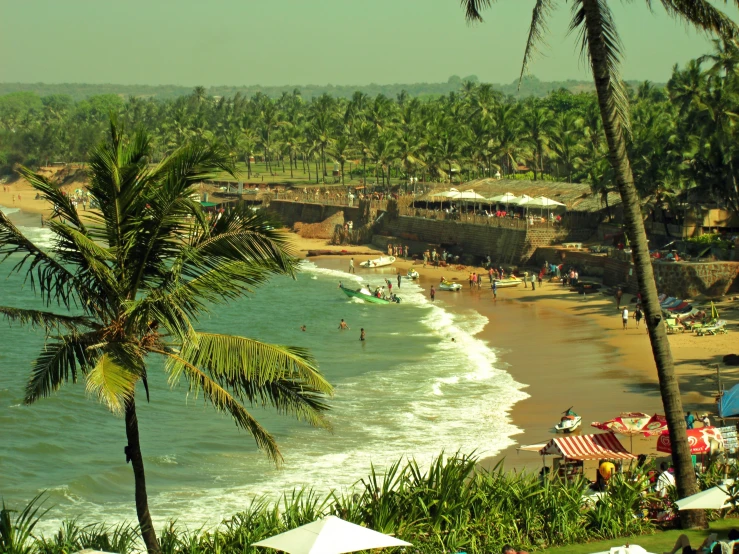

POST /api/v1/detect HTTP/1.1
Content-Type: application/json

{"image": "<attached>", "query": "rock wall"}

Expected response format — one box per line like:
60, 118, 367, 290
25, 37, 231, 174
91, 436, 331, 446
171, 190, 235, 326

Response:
377, 215, 593, 264
267, 200, 362, 228
653, 262, 739, 298
294, 211, 345, 240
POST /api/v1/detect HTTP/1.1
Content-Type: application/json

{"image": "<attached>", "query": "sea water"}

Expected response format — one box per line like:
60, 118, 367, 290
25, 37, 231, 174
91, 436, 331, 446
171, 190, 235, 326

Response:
0, 218, 528, 532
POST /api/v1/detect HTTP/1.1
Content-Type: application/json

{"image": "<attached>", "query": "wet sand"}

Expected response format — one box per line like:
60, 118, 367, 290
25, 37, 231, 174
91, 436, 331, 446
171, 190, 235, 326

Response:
290, 236, 738, 471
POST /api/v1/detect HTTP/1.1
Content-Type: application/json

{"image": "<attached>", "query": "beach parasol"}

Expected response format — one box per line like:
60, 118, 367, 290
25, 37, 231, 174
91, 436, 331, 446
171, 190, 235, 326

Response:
487, 191, 518, 213
591, 413, 668, 451
252, 515, 412, 554
656, 426, 724, 455
711, 301, 720, 321
675, 480, 734, 510
430, 188, 460, 199
589, 546, 654, 554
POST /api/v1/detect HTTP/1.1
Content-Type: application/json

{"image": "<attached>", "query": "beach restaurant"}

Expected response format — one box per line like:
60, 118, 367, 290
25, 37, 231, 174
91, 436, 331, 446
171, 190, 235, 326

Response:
538, 433, 637, 481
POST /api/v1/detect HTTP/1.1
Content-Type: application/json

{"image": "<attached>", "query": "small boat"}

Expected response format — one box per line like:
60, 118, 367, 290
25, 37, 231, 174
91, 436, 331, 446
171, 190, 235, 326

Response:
494, 277, 523, 288
359, 256, 396, 268
439, 280, 462, 292
339, 284, 392, 304
555, 407, 582, 434
407, 269, 419, 279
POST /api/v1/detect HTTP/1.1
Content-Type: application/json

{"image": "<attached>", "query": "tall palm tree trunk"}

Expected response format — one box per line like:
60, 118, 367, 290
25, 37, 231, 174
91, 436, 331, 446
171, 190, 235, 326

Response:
581, 0, 703, 529
124, 400, 160, 553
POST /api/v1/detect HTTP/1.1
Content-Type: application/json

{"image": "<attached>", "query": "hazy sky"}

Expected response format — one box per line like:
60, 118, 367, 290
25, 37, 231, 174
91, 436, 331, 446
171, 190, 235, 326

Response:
2, 0, 738, 87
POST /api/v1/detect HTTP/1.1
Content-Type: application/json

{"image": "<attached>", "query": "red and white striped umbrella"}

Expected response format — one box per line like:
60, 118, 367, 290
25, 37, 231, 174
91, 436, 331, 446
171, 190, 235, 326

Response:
591, 413, 668, 451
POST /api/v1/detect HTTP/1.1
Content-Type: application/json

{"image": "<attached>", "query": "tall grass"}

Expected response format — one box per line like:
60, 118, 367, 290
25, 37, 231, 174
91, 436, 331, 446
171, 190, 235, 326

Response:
1, 453, 665, 554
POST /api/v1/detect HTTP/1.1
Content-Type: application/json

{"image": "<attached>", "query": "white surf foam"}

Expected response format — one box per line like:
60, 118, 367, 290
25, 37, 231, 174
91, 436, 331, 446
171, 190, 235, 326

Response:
0, 205, 20, 216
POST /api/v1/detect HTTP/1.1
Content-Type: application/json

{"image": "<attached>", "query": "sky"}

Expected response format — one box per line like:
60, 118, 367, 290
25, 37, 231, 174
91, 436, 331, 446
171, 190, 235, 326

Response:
2, 0, 738, 87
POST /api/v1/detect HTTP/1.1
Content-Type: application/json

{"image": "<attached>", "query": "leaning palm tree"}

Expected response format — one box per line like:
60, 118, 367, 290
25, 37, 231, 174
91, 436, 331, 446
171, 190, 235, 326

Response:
461, 0, 739, 529
0, 118, 333, 553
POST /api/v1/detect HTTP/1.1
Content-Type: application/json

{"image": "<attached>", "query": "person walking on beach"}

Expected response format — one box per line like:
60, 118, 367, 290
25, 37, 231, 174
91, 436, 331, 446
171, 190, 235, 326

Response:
338, 319, 349, 330
397, 273, 401, 288
634, 306, 643, 328
404, 245, 409, 258
538, 271, 543, 288
492, 280, 497, 300
349, 258, 355, 274
531, 273, 536, 291
685, 411, 695, 429
621, 307, 629, 330
430, 285, 435, 302
360, 328, 365, 341
489, 267, 494, 283
523, 271, 528, 288
616, 287, 623, 308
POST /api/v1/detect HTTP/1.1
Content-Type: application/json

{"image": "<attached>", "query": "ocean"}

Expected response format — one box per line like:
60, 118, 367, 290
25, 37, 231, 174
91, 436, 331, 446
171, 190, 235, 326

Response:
0, 208, 528, 532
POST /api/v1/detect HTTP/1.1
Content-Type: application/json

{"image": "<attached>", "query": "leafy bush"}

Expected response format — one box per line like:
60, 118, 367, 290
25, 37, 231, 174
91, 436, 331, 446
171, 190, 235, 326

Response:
1, 453, 663, 554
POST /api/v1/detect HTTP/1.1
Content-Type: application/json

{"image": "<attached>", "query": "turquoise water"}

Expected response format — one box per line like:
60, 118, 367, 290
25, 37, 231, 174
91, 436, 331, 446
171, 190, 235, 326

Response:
0, 208, 527, 531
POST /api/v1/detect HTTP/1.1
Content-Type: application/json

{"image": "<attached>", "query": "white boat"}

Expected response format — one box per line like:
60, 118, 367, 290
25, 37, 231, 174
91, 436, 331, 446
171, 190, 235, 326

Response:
438, 280, 462, 292
359, 256, 396, 268
555, 407, 582, 434
406, 269, 419, 279
494, 277, 523, 288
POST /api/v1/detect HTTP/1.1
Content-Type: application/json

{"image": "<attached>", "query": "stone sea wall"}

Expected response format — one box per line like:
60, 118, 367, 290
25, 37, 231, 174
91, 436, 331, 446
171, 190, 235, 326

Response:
266, 200, 362, 228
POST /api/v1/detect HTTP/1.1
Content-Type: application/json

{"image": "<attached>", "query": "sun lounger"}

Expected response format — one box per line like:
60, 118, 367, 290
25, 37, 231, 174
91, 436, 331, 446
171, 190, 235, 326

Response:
665, 319, 685, 334
696, 320, 728, 336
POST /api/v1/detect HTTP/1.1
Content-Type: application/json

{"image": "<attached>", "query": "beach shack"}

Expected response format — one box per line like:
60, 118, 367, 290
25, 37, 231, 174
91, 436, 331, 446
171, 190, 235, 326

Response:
539, 433, 637, 481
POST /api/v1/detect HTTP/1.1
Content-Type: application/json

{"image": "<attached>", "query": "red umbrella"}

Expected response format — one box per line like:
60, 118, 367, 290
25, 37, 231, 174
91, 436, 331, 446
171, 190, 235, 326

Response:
657, 427, 724, 455
591, 412, 668, 451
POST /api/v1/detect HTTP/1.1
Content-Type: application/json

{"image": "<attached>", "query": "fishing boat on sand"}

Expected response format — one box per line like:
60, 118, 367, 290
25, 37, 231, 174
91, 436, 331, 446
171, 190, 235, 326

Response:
360, 256, 396, 268
339, 284, 394, 304
494, 277, 523, 288
407, 269, 419, 279
439, 280, 462, 292
555, 407, 582, 434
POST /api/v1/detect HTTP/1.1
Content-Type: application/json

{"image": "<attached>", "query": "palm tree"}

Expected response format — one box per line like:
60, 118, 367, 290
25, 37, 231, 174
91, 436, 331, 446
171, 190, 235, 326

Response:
461, 0, 739, 529
549, 112, 584, 182
0, 118, 333, 552
521, 102, 554, 180
328, 132, 354, 186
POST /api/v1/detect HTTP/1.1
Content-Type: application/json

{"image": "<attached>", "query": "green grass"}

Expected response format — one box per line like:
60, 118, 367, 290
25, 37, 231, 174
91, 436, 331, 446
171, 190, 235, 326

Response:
540, 518, 739, 554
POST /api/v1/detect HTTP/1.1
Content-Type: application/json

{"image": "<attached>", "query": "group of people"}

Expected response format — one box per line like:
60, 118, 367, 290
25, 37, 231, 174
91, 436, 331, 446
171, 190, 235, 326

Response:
387, 243, 408, 258
423, 248, 461, 267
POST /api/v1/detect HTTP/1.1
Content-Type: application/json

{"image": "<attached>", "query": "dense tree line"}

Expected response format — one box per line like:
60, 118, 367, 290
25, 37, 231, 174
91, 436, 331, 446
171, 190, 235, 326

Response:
0, 74, 618, 102
1, 44, 738, 214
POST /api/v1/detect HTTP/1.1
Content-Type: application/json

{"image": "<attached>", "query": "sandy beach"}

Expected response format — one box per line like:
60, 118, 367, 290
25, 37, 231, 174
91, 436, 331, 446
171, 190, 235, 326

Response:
289, 235, 739, 472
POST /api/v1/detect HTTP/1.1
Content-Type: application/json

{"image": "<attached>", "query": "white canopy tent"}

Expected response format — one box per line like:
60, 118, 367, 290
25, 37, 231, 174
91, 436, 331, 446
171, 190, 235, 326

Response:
430, 188, 460, 199
252, 515, 412, 554
488, 192, 519, 204
517, 195, 565, 221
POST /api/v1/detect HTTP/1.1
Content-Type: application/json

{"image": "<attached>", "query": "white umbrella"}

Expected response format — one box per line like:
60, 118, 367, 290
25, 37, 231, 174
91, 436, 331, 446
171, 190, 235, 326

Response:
520, 196, 565, 208
430, 187, 460, 198
511, 194, 532, 206
488, 192, 518, 203
590, 546, 654, 554
676, 481, 734, 510
252, 515, 412, 554
456, 190, 486, 200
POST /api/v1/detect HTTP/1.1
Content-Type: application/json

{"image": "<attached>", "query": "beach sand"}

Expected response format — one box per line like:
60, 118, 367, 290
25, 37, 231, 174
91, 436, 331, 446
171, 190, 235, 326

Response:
289, 236, 739, 472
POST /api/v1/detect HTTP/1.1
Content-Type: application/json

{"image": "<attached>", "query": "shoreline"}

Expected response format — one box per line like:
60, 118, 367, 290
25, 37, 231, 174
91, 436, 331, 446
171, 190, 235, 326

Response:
290, 237, 736, 472
4, 202, 735, 473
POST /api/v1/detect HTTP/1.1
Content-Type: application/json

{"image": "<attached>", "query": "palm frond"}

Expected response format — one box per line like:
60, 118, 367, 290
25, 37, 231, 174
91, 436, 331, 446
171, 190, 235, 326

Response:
0, 306, 94, 333
85, 353, 138, 414
25, 335, 96, 404
660, 0, 739, 40
460, 0, 493, 22
16, 166, 89, 231
570, 0, 631, 134
151, 348, 282, 463
177, 332, 333, 396
0, 211, 87, 309
519, 0, 556, 87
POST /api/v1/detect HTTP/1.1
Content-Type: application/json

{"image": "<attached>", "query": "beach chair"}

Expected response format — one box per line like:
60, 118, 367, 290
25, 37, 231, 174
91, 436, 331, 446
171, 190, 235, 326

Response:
696, 320, 727, 336
665, 319, 685, 334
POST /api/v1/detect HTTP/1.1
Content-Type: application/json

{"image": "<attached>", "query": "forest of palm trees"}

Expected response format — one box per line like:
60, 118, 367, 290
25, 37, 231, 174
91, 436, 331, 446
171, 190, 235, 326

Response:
1, 42, 738, 214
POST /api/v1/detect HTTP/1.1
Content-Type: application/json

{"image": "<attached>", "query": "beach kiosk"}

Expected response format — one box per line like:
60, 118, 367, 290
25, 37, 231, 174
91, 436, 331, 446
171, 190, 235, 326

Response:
539, 433, 637, 481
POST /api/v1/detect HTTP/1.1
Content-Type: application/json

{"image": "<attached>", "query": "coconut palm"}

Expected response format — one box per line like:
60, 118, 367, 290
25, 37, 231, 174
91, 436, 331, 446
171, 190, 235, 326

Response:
327, 132, 354, 186
521, 102, 554, 180
461, 0, 739, 529
0, 118, 333, 553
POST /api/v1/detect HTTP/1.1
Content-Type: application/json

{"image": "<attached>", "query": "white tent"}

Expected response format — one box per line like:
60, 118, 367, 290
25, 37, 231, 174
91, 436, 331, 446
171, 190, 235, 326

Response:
510, 194, 532, 206
252, 515, 412, 554
456, 190, 486, 200
675, 481, 734, 510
